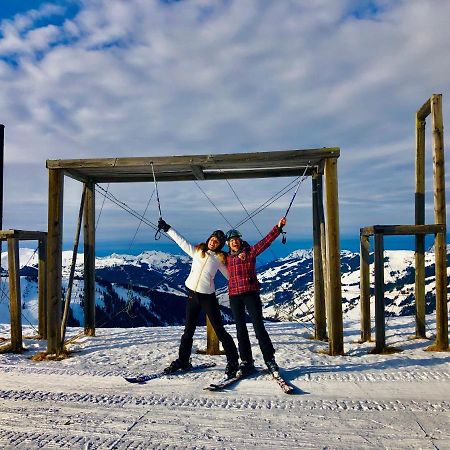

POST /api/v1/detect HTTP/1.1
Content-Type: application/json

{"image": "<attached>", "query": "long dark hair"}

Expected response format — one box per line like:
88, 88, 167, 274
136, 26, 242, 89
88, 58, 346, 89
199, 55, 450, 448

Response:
195, 243, 227, 264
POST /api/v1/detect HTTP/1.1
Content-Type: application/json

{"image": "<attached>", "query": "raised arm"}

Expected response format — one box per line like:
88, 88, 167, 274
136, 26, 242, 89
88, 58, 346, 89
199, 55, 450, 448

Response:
159, 218, 196, 258
251, 217, 286, 257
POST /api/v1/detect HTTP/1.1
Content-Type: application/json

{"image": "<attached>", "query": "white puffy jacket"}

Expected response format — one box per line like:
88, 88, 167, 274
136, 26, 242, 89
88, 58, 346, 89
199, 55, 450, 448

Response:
167, 227, 228, 294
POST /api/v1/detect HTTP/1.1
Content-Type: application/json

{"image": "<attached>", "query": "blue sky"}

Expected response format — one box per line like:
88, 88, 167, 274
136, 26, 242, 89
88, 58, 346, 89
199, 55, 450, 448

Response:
0, 0, 449, 257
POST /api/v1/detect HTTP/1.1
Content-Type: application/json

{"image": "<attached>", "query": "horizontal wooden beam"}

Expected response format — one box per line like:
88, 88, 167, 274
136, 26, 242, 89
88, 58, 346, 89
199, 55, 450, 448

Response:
87, 167, 317, 184
0, 229, 47, 240
47, 148, 339, 183
47, 148, 340, 170
360, 224, 446, 237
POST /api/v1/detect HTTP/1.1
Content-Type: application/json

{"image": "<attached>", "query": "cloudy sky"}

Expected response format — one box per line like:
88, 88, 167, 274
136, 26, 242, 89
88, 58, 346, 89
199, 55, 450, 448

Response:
0, 0, 449, 256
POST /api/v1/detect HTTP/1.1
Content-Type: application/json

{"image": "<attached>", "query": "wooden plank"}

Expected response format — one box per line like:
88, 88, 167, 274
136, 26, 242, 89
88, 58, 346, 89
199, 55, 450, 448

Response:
417, 98, 431, 121
84, 181, 96, 337
66, 167, 318, 184
360, 234, 371, 342
0, 230, 47, 240
61, 186, 86, 344
360, 224, 445, 236
46, 147, 341, 171
429, 94, 448, 351
312, 173, 327, 341
8, 238, 22, 352
38, 237, 47, 339
374, 233, 386, 352
415, 114, 426, 338
324, 158, 343, 355
47, 169, 64, 354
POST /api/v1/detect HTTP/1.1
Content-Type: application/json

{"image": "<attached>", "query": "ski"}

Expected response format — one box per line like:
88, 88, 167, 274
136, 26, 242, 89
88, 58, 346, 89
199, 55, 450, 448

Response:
124, 362, 216, 384
204, 373, 244, 391
204, 368, 260, 391
269, 371, 295, 394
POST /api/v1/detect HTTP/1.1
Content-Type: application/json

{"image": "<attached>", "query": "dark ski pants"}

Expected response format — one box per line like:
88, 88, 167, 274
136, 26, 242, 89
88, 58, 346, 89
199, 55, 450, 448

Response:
178, 289, 238, 365
229, 291, 275, 364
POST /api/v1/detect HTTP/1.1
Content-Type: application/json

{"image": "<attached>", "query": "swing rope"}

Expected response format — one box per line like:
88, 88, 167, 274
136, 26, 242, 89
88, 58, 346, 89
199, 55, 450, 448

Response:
194, 181, 234, 228
128, 187, 156, 252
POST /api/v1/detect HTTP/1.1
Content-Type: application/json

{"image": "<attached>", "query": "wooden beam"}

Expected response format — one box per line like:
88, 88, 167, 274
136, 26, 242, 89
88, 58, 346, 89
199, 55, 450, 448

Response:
0, 230, 47, 240
38, 237, 47, 339
360, 224, 445, 236
46, 147, 341, 171
61, 186, 86, 344
84, 181, 96, 337
69, 167, 318, 184
312, 173, 327, 341
190, 165, 205, 180
359, 234, 371, 343
47, 169, 64, 354
206, 317, 220, 355
373, 233, 386, 352
415, 113, 426, 338
417, 98, 431, 121
324, 158, 343, 355
8, 238, 23, 352
429, 94, 448, 351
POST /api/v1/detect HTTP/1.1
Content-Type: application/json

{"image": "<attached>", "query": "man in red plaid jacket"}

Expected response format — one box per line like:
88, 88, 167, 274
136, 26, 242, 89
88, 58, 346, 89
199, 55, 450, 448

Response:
226, 217, 286, 376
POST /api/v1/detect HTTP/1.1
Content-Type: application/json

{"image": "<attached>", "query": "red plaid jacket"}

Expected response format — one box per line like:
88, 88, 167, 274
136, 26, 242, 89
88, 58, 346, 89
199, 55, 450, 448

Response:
227, 225, 281, 296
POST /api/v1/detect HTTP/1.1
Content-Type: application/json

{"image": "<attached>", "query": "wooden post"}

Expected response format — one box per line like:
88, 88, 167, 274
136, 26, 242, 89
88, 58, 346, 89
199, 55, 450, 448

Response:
374, 233, 386, 352
359, 233, 371, 342
8, 238, 23, 352
38, 236, 47, 339
206, 317, 220, 354
84, 181, 96, 336
61, 186, 86, 344
324, 158, 343, 355
312, 173, 327, 340
429, 94, 448, 351
414, 114, 426, 338
47, 169, 64, 354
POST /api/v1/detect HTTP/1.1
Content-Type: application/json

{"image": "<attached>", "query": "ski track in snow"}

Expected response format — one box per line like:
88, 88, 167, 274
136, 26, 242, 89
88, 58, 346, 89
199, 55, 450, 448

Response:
1, 320, 449, 449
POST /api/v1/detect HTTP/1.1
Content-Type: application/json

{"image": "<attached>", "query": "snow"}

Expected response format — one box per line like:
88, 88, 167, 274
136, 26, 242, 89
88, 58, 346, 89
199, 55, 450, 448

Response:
1, 316, 449, 449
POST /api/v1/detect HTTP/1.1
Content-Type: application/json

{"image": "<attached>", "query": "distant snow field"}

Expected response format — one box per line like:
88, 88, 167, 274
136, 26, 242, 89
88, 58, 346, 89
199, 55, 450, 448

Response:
1, 316, 449, 449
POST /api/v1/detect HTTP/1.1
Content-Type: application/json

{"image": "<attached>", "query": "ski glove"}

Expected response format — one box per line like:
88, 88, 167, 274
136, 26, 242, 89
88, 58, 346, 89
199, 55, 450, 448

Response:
158, 218, 171, 232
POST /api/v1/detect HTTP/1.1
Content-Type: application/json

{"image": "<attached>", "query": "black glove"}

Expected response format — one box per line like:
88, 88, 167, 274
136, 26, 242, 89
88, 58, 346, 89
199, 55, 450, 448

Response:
158, 218, 170, 232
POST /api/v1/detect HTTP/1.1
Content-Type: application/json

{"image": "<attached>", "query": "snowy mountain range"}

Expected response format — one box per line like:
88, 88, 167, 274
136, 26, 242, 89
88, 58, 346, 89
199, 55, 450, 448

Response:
0, 247, 449, 328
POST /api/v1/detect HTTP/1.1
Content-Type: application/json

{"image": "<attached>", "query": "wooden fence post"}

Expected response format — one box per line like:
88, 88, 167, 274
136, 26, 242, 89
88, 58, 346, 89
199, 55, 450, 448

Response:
38, 236, 47, 339
374, 233, 385, 352
8, 238, 23, 352
47, 169, 64, 355
84, 181, 96, 336
429, 94, 448, 351
324, 157, 343, 355
359, 233, 371, 342
206, 317, 220, 354
415, 113, 426, 338
312, 172, 327, 340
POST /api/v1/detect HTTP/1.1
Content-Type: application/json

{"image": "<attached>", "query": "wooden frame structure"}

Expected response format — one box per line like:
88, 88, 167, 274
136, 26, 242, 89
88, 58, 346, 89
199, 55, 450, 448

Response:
46, 147, 344, 356
0, 230, 47, 353
359, 94, 448, 353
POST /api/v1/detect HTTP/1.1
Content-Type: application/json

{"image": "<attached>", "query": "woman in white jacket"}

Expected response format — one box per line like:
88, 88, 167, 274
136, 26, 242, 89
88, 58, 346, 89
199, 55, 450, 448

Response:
158, 218, 239, 379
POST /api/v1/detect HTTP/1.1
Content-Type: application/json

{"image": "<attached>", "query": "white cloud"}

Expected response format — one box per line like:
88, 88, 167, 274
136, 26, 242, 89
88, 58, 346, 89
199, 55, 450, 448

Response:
0, 0, 449, 247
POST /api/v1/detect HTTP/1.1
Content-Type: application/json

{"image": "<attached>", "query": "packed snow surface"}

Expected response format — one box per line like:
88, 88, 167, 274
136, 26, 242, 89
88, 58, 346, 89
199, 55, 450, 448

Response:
1, 315, 449, 449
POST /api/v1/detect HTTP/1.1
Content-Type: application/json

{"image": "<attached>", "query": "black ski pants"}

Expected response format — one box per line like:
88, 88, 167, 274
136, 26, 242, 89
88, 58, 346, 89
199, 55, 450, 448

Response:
229, 291, 275, 364
178, 289, 238, 365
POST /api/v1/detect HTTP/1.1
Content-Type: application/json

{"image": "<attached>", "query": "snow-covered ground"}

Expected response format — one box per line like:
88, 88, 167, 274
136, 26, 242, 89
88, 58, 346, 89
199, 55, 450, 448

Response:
1, 316, 449, 449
